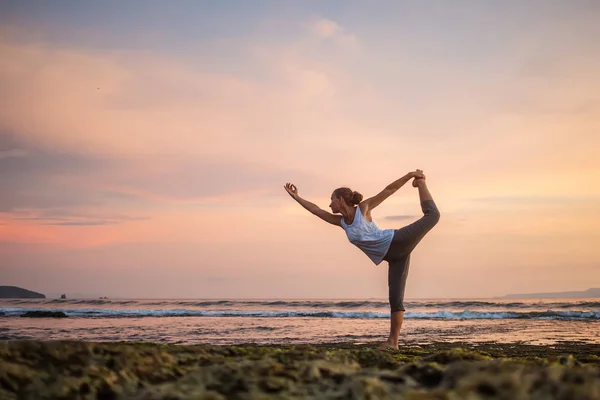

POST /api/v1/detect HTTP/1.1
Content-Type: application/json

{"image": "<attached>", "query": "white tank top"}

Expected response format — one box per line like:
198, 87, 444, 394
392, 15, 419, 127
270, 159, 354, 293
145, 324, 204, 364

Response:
340, 206, 395, 265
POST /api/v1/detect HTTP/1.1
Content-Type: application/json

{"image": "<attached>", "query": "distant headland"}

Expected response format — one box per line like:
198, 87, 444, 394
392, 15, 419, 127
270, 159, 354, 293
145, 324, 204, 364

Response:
0, 286, 45, 298
499, 288, 600, 299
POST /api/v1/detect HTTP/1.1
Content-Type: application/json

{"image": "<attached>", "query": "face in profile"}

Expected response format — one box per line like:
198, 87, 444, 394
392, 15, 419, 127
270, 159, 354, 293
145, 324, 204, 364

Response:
329, 194, 342, 213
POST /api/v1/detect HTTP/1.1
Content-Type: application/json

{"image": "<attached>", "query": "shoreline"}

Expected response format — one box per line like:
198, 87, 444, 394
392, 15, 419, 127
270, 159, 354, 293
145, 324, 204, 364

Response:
2, 339, 599, 399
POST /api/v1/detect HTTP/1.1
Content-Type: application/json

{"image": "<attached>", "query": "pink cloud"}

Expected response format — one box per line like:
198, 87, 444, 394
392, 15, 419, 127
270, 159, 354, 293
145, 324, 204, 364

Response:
310, 18, 342, 38
0, 34, 361, 160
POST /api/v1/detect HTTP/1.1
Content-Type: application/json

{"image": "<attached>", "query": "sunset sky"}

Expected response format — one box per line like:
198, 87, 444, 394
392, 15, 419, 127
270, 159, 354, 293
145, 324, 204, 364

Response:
1, 1, 599, 299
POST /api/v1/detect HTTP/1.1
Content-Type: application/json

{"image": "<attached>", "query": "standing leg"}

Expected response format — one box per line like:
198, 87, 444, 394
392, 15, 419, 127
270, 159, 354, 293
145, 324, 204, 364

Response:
380, 254, 410, 350
388, 311, 404, 349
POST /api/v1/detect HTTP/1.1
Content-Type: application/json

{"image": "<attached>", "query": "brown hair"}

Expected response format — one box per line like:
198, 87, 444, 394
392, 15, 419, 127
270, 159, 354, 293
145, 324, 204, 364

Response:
333, 187, 363, 206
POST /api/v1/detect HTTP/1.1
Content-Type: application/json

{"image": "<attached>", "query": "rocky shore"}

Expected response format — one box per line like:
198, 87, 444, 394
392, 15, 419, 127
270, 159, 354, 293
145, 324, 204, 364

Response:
1, 340, 599, 399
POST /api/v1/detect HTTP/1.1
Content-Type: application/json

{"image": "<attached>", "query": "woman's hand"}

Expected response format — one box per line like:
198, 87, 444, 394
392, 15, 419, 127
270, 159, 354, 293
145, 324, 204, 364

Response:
411, 169, 426, 187
284, 183, 298, 198
411, 169, 425, 179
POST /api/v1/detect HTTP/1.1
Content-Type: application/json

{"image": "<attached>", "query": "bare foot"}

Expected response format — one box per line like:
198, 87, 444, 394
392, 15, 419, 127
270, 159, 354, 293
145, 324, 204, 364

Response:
378, 340, 399, 350
412, 177, 425, 187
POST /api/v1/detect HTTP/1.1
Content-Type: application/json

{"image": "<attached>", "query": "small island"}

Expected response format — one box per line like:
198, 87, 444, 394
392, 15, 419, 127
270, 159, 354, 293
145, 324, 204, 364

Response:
0, 286, 45, 299
499, 287, 600, 299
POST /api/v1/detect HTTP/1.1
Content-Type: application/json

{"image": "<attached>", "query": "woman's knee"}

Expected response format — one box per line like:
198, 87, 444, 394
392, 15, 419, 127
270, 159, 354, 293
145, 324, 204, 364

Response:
389, 291, 406, 312
424, 207, 440, 226
430, 209, 440, 224
390, 301, 406, 313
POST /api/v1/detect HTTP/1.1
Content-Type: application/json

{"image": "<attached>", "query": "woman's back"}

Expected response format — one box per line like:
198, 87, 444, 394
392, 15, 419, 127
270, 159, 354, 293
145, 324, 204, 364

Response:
340, 206, 394, 265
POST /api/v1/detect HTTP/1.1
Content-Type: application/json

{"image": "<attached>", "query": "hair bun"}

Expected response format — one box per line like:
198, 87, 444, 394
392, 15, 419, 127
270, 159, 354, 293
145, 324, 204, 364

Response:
351, 191, 363, 205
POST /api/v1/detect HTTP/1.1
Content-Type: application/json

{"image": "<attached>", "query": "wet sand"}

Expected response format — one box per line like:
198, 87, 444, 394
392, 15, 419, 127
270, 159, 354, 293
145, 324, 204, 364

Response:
1, 340, 599, 399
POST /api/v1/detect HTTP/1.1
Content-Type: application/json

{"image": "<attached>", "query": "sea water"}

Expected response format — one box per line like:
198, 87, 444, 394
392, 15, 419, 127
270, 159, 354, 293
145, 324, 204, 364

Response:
1, 298, 599, 345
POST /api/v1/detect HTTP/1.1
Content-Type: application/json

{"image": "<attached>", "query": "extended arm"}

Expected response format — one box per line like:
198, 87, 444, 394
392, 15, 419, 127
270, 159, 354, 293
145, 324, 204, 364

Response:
363, 170, 424, 211
284, 183, 341, 226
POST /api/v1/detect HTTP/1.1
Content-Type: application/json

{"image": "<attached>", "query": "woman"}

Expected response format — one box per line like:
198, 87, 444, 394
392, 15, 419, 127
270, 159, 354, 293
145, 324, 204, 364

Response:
284, 169, 440, 349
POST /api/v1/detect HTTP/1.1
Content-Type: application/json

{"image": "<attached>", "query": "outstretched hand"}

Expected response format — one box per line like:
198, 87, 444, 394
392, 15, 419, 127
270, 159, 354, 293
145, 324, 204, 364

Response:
284, 183, 298, 198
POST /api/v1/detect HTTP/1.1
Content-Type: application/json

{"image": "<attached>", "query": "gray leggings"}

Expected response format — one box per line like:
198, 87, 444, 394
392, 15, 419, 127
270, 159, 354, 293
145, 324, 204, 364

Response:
383, 200, 440, 313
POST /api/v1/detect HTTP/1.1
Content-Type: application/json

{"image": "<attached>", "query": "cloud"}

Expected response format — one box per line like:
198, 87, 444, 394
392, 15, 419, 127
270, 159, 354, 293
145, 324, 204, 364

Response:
0, 131, 334, 226
308, 17, 359, 50
311, 18, 342, 38
383, 215, 416, 221
0, 30, 362, 160
463, 195, 600, 208
475, 23, 600, 119
91, 158, 329, 202
0, 23, 370, 219
53, 221, 111, 226
0, 148, 27, 159
0, 241, 57, 254
11, 211, 149, 226
0, 131, 112, 212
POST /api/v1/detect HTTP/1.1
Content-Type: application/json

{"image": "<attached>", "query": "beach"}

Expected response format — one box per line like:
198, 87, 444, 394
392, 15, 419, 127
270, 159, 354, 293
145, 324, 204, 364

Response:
1, 339, 600, 399
2, 298, 600, 398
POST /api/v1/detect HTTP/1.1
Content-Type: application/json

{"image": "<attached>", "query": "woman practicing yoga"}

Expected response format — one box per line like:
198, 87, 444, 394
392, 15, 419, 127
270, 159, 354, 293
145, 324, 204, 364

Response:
284, 170, 440, 349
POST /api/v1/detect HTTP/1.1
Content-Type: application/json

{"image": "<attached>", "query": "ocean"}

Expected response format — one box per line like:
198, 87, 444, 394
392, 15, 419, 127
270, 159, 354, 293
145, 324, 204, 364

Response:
1, 298, 599, 346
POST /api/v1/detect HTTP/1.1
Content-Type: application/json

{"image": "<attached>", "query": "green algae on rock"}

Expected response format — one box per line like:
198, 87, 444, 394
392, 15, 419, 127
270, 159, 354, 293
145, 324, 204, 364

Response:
0, 340, 599, 399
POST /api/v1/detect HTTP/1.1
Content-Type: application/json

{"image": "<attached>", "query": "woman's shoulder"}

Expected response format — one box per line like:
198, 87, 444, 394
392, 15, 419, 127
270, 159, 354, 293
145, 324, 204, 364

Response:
358, 202, 374, 223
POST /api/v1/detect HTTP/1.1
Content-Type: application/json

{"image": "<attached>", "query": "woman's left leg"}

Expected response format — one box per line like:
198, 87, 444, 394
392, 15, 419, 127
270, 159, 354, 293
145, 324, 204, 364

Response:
380, 179, 440, 349
381, 253, 411, 349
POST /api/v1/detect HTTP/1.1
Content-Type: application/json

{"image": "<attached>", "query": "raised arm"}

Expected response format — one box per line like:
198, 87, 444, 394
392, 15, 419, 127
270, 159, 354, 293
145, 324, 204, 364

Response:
284, 183, 341, 226
362, 170, 425, 211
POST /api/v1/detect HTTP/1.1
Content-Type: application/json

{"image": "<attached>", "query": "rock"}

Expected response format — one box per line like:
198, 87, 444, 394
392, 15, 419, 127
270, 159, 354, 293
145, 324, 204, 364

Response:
343, 375, 391, 399
399, 362, 445, 388
547, 354, 580, 367
20, 311, 68, 318
422, 348, 491, 364
60, 294, 67, 299
259, 376, 290, 393
0, 286, 45, 299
